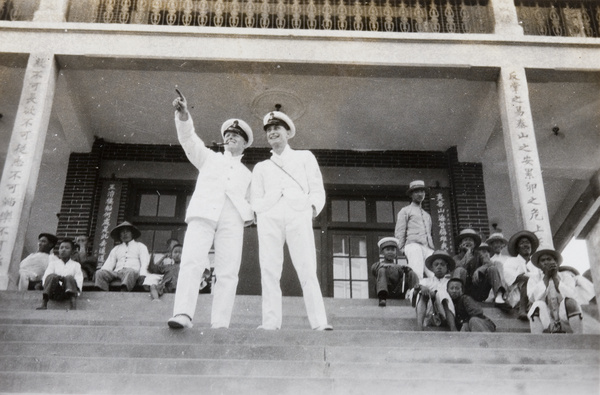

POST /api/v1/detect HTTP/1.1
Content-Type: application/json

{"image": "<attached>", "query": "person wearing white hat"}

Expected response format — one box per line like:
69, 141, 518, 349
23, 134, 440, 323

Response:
167, 90, 254, 330
486, 232, 509, 264
502, 230, 540, 320
394, 180, 435, 279
526, 247, 594, 334
415, 250, 457, 331
251, 110, 332, 331
371, 237, 420, 307
95, 221, 150, 292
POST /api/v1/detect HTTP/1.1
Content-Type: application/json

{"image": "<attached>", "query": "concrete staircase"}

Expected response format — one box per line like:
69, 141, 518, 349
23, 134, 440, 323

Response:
0, 291, 598, 395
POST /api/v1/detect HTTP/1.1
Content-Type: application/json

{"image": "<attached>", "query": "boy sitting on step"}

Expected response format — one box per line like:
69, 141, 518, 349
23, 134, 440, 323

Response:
371, 237, 419, 307
148, 244, 183, 301
447, 277, 496, 332
415, 250, 457, 331
37, 239, 83, 310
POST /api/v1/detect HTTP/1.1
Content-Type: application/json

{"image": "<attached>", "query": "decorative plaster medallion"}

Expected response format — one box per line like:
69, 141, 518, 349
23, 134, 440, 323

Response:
251, 90, 306, 121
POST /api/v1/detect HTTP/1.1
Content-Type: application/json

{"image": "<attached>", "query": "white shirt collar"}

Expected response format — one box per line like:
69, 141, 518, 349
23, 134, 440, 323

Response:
224, 150, 243, 162
271, 144, 291, 159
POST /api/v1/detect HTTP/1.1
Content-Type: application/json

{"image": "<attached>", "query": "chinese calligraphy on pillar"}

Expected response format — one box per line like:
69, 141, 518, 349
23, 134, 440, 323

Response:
93, 181, 122, 265
0, 54, 56, 289
500, 68, 552, 246
429, 188, 455, 255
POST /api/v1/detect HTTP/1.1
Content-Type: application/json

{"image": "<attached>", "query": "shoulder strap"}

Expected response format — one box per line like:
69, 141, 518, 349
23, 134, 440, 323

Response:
269, 159, 306, 194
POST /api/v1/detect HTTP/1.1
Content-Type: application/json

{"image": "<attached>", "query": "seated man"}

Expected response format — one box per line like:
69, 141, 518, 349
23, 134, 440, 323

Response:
37, 239, 84, 310
503, 230, 540, 320
72, 234, 98, 282
95, 221, 149, 292
464, 243, 507, 305
18, 233, 59, 291
148, 243, 183, 301
527, 247, 594, 334
452, 228, 481, 282
486, 232, 509, 266
415, 250, 456, 331
447, 277, 496, 332
371, 237, 419, 307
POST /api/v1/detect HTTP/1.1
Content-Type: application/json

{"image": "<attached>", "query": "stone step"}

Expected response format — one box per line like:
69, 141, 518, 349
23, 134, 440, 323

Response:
1, 324, 597, 349
0, 297, 530, 321
0, 312, 530, 332
2, 339, 598, 365
0, 291, 537, 332
0, 290, 523, 311
0, 372, 597, 395
1, 355, 596, 381
1, 291, 599, 395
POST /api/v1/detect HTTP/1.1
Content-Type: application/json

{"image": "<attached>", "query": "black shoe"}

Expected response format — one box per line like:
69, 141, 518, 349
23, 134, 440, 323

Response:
120, 284, 128, 292
378, 299, 386, 307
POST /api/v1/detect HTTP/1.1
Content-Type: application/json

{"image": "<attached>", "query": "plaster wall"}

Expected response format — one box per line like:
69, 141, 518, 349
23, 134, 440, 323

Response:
0, 24, 599, 71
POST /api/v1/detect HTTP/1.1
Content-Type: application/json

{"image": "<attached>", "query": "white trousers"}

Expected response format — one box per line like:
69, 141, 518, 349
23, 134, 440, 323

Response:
404, 243, 434, 279
173, 198, 244, 328
257, 200, 329, 329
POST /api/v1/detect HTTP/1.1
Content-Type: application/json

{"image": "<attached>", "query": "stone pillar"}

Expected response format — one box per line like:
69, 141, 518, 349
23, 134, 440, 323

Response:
0, 54, 58, 290
586, 219, 600, 316
490, 0, 524, 36
33, 0, 69, 23
498, 67, 553, 247
584, 171, 600, 316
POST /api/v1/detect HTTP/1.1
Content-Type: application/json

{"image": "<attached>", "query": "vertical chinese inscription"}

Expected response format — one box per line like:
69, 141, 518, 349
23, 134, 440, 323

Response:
429, 188, 454, 255
503, 68, 552, 246
97, 183, 117, 264
0, 54, 54, 274
92, 181, 121, 266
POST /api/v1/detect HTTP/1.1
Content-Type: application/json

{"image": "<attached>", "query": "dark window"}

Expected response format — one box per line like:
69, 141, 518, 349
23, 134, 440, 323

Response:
126, 180, 194, 253
325, 187, 411, 299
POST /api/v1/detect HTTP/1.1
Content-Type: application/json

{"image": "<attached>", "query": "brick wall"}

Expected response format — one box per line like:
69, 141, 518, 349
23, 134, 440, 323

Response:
55, 139, 103, 239
98, 141, 447, 168
446, 146, 490, 244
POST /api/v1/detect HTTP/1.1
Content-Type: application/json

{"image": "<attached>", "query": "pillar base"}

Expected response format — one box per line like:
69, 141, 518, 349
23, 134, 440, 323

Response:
0, 274, 9, 291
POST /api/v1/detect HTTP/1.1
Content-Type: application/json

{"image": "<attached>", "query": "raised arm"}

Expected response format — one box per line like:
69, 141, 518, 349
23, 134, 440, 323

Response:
173, 89, 210, 169
173, 88, 189, 121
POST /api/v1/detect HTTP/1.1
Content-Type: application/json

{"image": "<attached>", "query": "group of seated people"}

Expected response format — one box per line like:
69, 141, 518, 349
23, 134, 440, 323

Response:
372, 229, 595, 334
19, 220, 596, 334
17, 221, 196, 310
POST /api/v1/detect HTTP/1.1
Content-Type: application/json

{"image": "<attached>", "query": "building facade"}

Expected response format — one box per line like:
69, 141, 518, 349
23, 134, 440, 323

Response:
0, 0, 598, 302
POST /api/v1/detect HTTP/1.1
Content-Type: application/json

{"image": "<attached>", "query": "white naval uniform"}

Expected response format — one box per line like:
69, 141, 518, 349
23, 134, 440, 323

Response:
172, 115, 253, 328
251, 145, 329, 330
